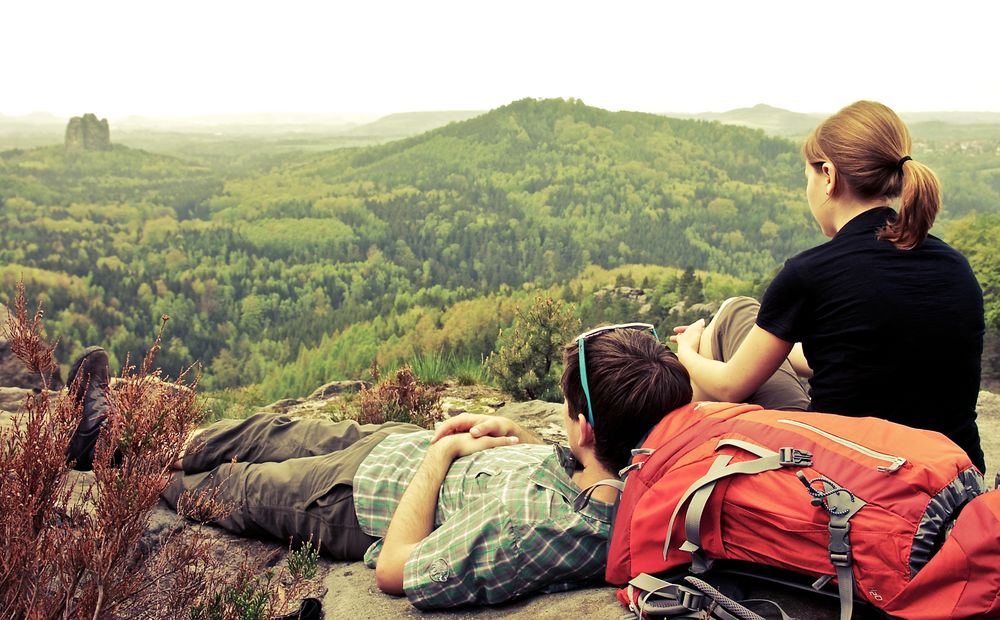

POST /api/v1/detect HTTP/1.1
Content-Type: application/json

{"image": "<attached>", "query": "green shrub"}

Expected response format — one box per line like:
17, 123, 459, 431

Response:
409, 352, 488, 386
485, 296, 579, 402
453, 355, 488, 386
410, 353, 450, 386
189, 572, 272, 620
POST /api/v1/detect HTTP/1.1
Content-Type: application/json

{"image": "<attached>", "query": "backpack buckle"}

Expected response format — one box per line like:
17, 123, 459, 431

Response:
779, 447, 813, 466
677, 585, 705, 610
828, 521, 853, 567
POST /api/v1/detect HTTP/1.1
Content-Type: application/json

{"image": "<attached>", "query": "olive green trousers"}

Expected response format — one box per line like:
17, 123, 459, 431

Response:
161, 412, 421, 560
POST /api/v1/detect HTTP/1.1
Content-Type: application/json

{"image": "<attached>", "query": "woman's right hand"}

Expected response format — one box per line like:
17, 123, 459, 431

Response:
670, 318, 706, 353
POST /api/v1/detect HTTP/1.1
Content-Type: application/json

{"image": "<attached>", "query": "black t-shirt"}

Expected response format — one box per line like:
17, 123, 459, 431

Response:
757, 207, 985, 470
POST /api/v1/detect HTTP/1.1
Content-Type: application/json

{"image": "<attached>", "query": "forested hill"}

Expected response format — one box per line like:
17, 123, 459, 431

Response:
0, 145, 222, 215
0, 97, 942, 394
215, 98, 821, 284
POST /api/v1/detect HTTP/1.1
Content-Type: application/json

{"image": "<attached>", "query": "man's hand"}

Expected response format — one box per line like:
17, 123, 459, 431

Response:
431, 413, 544, 445
433, 431, 519, 459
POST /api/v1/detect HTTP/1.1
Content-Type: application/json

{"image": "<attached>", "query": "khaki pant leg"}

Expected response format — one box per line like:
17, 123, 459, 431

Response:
705, 296, 810, 412
183, 411, 420, 473
163, 422, 421, 560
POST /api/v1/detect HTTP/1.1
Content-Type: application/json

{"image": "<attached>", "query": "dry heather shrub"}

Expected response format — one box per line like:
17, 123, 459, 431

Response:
354, 363, 443, 428
0, 282, 310, 619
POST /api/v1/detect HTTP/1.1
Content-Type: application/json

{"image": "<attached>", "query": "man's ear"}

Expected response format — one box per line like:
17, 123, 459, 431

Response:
577, 414, 596, 447
822, 161, 837, 196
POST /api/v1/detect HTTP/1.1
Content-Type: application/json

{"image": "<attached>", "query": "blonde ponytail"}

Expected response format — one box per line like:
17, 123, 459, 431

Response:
876, 158, 941, 249
803, 101, 942, 249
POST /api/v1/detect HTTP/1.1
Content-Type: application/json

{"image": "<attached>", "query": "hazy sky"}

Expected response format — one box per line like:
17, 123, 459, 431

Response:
6, 0, 999, 118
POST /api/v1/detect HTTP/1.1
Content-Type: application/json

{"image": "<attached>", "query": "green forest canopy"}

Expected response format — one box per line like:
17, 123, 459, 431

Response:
1, 98, 997, 396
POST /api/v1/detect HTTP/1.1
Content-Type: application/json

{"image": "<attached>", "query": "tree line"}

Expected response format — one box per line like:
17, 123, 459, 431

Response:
1, 98, 996, 394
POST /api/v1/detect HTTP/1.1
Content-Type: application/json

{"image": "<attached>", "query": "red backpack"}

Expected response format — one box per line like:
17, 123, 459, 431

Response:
606, 402, 996, 619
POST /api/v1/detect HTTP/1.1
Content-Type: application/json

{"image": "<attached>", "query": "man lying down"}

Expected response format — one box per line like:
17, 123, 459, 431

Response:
64, 324, 691, 609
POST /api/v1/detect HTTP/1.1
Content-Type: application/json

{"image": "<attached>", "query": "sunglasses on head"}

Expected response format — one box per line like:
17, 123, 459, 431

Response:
575, 322, 658, 428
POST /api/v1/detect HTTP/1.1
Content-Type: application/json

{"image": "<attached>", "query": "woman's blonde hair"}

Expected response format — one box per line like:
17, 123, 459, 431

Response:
802, 101, 941, 249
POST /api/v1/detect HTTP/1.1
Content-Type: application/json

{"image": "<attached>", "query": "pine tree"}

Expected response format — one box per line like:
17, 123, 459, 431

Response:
485, 296, 580, 401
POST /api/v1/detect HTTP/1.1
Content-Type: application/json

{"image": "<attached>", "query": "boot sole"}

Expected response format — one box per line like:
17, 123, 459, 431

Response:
67, 346, 107, 388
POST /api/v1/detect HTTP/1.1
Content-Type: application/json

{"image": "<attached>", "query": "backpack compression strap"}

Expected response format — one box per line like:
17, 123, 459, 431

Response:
797, 473, 866, 620
664, 440, 813, 573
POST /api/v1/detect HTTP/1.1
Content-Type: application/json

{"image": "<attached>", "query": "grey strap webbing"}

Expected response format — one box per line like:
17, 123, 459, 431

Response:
715, 439, 779, 459
679, 455, 733, 573
797, 474, 866, 620
835, 562, 854, 620
573, 478, 625, 512
829, 510, 861, 620
680, 441, 783, 572
664, 451, 785, 559
626, 573, 706, 618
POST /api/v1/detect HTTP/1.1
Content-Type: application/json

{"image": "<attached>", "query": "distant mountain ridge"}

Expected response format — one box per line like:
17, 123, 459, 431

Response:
340, 110, 484, 139
663, 103, 1000, 138
8, 104, 1000, 135
663, 104, 824, 137
0, 110, 481, 135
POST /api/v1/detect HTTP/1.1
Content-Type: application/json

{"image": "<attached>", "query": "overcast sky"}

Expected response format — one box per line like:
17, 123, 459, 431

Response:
5, 0, 999, 118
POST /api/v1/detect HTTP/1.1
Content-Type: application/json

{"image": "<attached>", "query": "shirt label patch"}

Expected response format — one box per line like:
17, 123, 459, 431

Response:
428, 558, 451, 583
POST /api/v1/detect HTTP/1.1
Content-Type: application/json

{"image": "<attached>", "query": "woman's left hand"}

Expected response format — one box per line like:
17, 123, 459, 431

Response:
670, 318, 706, 353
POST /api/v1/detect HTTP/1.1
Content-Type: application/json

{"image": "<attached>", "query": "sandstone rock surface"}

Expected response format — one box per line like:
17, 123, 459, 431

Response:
65, 113, 111, 151
257, 380, 371, 416
3, 384, 998, 618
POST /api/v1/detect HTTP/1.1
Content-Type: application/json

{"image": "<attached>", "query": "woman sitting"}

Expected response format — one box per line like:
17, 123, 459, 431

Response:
672, 100, 986, 473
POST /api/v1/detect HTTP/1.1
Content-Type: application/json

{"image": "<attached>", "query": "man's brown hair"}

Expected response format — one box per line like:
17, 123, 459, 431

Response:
560, 329, 692, 472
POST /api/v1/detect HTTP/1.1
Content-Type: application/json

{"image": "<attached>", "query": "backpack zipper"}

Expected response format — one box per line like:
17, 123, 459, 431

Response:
777, 418, 907, 473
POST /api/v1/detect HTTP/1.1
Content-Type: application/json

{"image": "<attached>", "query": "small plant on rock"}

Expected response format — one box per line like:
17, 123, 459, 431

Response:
351, 363, 443, 428
287, 540, 320, 581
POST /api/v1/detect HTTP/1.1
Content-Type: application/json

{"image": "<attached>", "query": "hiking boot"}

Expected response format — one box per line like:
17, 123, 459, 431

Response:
65, 346, 112, 471
272, 598, 321, 620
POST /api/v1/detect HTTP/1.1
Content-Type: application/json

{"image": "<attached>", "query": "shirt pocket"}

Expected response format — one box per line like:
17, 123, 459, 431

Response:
437, 465, 498, 522
473, 466, 498, 492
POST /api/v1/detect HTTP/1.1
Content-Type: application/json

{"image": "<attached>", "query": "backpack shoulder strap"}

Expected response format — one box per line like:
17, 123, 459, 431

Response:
622, 573, 793, 620
573, 478, 625, 512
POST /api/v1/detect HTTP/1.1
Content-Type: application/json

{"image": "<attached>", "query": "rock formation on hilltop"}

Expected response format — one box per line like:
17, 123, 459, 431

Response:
0, 304, 64, 390
65, 113, 111, 151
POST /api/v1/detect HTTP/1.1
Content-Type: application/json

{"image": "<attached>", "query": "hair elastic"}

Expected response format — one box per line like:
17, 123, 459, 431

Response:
897, 155, 912, 171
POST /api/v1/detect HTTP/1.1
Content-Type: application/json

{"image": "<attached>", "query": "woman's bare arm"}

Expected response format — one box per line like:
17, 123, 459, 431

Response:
673, 321, 793, 403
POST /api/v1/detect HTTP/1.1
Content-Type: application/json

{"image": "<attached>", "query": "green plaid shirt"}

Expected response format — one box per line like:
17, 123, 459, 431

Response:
353, 430, 614, 610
